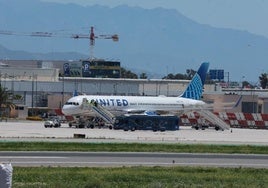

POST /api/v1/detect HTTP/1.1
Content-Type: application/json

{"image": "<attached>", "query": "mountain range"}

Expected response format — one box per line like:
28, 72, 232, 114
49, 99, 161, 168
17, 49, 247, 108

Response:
0, 0, 268, 82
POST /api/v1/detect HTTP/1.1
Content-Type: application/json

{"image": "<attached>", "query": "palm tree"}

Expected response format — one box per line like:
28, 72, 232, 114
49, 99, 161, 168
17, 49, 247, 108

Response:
259, 73, 268, 89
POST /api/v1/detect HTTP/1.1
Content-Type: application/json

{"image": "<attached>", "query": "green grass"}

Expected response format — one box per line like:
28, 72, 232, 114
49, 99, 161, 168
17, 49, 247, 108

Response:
12, 166, 268, 188
0, 141, 268, 154
2, 142, 267, 187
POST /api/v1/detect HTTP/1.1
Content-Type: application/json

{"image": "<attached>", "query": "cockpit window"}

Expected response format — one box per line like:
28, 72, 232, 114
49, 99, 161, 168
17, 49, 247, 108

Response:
65, 102, 79, 105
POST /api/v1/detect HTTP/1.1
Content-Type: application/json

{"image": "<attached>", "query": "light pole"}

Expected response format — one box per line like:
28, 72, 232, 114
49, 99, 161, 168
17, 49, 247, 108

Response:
31, 73, 37, 116
113, 83, 118, 95
61, 75, 64, 108
225, 72, 230, 88
167, 83, 169, 96
31, 73, 34, 116
35, 75, 37, 108
239, 76, 245, 89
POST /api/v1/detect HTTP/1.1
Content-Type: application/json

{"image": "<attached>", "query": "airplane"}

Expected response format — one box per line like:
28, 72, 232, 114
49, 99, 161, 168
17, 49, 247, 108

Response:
62, 62, 209, 116
62, 62, 235, 130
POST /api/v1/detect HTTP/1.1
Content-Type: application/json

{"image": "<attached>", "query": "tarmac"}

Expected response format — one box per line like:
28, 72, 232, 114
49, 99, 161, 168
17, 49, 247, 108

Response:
0, 120, 268, 145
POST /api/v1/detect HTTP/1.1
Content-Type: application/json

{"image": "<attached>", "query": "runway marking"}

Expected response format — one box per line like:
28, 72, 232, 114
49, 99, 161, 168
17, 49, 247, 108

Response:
7, 161, 268, 168
0, 157, 66, 159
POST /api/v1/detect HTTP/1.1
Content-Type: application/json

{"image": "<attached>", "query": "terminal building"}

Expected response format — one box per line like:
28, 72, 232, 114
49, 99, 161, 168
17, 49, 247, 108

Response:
0, 59, 268, 121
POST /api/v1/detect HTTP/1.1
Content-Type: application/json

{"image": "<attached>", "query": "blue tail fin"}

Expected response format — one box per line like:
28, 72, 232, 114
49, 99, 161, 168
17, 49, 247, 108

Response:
181, 62, 209, 100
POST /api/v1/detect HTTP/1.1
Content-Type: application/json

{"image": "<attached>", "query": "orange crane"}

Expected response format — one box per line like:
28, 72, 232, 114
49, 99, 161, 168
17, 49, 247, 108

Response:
0, 26, 119, 59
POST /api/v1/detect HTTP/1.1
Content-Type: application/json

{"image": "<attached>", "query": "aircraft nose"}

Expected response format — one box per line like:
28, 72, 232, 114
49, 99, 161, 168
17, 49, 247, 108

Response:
62, 105, 70, 115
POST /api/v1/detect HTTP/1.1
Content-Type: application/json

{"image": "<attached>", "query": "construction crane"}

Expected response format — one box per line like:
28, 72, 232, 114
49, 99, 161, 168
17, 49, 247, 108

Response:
71, 26, 119, 59
0, 26, 119, 59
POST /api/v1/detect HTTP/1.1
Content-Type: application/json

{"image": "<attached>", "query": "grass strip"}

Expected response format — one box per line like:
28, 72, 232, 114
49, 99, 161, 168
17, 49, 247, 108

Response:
0, 141, 268, 154
12, 166, 268, 188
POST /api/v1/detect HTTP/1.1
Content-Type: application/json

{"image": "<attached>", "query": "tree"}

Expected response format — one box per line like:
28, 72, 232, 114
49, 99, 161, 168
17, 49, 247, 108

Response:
0, 84, 14, 119
120, 67, 138, 79
186, 69, 196, 79
162, 71, 193, 80
174, 73, 187, 79
242, 81, 253, 88
162, 73, 175, 79
139, 72, 148, 79
259, 73, 268, 89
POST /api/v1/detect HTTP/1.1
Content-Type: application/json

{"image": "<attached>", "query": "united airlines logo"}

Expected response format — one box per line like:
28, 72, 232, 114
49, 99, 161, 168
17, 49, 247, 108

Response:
94, 98, 129, 106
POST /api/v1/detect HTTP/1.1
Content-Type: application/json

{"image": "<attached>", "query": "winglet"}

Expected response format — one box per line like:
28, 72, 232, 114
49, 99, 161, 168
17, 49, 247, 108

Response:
181, 62, 209, 100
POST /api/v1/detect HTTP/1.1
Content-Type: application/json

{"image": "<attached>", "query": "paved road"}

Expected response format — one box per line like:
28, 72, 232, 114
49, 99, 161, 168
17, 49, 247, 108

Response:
1, 151, 268, 168
1, 121, 268, 145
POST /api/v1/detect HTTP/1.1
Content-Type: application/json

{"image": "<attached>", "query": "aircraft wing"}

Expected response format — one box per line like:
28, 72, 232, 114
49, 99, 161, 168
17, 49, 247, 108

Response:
204, 95, 243, 110
151, 95, 242, 116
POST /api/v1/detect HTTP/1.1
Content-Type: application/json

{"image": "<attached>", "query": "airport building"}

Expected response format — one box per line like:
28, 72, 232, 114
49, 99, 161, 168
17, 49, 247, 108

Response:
0, 59, 268, 120
62, 59, 121, 78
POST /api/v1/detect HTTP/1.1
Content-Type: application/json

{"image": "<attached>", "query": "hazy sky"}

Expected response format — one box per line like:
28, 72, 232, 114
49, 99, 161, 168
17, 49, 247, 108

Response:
42, 0, 268, 38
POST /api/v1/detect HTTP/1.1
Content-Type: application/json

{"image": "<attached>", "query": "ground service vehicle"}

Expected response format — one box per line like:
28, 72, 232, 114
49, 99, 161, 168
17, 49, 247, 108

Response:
68, 116, 111, 129
113, 115, 179, 131
44, 117, 61, 128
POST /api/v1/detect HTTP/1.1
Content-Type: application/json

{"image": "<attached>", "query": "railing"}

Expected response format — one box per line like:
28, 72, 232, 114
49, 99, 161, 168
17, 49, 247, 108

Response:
81, 98, 115, 124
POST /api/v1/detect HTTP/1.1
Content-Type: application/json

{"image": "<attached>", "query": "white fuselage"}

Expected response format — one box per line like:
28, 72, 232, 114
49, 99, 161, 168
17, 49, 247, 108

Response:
62, 95, 206, 116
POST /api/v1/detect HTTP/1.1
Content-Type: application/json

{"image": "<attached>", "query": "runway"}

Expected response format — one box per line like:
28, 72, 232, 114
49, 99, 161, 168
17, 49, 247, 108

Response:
1, 121, 268, 168
1, 151, 268, 168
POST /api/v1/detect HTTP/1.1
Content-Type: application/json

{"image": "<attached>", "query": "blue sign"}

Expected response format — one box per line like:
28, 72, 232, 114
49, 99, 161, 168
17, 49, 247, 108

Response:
83, 62, 90, 72
82, 61, 91, 77
63, 63, 70, 76
209, 69, 224, 80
